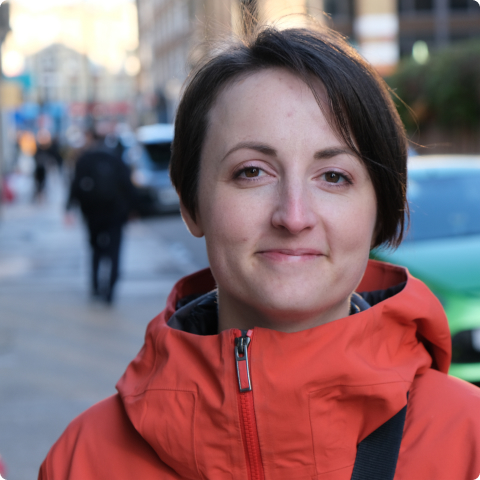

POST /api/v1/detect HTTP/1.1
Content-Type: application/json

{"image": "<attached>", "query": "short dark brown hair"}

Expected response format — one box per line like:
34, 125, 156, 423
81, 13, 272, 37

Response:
171, 24, 408, 248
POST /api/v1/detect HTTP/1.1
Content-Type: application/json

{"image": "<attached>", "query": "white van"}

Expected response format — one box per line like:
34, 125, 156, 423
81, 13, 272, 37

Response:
124, 123, 179, 215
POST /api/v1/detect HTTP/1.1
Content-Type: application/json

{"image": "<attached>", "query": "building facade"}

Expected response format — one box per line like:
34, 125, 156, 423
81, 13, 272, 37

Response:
397, 0, 480, 56
324, 0, 480, 68
136, 0, 197, 124
136, 0, 243, 124
135, 0, 480, 123
135, 0, 328, 123
25, 43, 136, 106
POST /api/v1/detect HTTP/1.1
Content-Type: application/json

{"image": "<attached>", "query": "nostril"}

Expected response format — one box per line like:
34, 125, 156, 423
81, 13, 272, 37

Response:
271, 204, 315, 234
270, 184, 316, 234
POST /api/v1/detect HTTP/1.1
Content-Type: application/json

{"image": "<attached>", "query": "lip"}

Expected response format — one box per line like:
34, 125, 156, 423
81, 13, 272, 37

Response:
257, 248, 324, 262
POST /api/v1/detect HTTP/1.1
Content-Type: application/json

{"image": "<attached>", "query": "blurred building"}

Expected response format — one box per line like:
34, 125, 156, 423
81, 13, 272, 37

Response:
325, 0, 480, 65
397, 0, 480, 56
353, 0, 399, 76
136, 0, 240, 124
135, 0, 398, 121
136, 0, 480, 123
2, 1, 138, 80
136, 0, 196, 124
18, 43, 137, 139
25, 43, 135, 106
25, 44, 88, 105
135, 0, 325, 124
0, 1, 140, 136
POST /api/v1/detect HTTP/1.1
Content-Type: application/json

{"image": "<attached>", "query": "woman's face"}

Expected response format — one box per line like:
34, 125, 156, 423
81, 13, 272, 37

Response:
182, 69, 377, 332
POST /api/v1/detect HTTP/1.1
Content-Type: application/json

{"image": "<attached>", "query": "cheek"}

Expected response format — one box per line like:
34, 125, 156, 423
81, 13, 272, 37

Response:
325, 194, 377, 255
352, 204, 377, 253
200, 178, 272, 235
201, 192, 260, 253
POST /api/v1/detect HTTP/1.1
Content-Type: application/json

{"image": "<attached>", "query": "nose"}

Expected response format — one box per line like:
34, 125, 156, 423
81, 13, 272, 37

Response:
271, 180, 316, 234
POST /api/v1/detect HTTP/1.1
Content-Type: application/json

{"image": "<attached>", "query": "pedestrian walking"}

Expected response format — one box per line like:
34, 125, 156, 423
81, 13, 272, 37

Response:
66, 131, 136, 304
33, 142, 48, 202
33, 130, 64, 202
40, 23, 480, 480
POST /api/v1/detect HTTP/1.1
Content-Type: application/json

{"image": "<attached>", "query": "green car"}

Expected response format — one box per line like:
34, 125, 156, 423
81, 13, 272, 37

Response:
372, 155, 480, 386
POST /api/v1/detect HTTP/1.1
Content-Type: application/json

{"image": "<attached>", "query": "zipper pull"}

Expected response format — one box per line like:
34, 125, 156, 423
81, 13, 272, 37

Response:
235, 331, 252, 392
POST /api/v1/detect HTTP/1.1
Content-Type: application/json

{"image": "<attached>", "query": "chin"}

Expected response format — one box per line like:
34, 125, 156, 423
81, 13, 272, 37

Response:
249, 288, 343, 322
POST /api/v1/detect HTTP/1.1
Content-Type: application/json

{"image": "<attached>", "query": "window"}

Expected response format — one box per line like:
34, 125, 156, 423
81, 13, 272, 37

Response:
323, 0, 353, 17
405, 170, 480, 241
414, 0, 433, 11
450, 0, 470, 10
143, 142, 172, 170
398, 0, 434, 12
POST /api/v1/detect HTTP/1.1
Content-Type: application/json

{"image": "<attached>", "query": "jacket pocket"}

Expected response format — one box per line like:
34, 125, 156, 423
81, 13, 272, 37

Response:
141, 389, 200, 480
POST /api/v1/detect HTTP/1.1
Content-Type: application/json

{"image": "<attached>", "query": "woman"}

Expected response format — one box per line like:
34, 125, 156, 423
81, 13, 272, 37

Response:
39, 25, 480, 480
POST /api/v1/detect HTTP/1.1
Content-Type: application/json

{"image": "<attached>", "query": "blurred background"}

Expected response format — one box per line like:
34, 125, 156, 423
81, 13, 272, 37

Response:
0, 1, 479, 479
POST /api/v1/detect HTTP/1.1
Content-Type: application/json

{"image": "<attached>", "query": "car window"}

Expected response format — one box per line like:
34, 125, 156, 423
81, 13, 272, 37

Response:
406, 169, 480, 241
143, 142, 172, 170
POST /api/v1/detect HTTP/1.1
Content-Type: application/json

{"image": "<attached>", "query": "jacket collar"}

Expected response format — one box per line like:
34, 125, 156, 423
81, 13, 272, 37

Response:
116, 260, 451, 478
166, 289, 373, 336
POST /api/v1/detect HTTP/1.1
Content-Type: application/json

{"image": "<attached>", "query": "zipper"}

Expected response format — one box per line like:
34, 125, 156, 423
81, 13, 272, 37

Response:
234, 329, 265, 480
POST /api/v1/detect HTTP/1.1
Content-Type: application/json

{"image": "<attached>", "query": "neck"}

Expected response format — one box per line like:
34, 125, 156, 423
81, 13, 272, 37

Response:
217, 290, 352, 333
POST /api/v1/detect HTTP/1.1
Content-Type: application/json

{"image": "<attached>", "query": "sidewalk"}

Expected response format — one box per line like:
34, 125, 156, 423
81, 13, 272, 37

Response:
0, 171, 195, 480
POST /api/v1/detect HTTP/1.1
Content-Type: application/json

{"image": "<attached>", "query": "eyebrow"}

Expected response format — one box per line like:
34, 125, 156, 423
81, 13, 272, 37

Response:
313, 147, 353, 159
221, 142, 353, 162
221, 141, 277, 162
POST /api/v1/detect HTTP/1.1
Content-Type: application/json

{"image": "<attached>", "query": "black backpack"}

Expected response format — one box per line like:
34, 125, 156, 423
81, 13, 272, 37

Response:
350, 394, 408, 480
74, 150, 125, 212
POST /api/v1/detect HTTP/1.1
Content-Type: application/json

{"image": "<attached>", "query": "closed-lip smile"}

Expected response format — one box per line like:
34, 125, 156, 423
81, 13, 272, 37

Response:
257, 248, 324, 262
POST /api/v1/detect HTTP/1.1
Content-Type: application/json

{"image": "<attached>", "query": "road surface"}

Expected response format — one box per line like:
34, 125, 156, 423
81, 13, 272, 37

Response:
0, 171, 208, 480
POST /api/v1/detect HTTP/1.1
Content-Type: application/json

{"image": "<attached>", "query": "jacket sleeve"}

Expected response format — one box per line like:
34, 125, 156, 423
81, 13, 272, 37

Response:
396, 369, 480, 479
37, 395, 165, 480
38, 460, 48, 480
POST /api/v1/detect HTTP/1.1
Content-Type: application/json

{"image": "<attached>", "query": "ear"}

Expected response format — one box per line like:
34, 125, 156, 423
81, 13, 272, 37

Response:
180, 201, 204, 238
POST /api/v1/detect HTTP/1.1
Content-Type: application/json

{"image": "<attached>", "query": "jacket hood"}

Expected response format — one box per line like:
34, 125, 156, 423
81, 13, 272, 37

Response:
116, 260, 451, 479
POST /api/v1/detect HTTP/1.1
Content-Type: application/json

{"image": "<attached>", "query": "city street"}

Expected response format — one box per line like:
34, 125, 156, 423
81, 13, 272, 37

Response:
0, 172, 208, 480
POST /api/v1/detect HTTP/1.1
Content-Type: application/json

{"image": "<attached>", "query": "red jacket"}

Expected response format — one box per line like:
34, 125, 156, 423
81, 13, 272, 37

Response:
39, 260, 480, 480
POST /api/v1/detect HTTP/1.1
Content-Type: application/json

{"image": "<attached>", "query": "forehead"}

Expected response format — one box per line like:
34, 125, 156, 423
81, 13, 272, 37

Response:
201, 68, 345, 160
211, 68, 328, 118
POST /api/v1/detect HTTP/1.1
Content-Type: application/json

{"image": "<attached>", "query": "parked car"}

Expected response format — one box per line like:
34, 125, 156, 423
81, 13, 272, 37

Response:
372, 155, 480, 385
123, 123, 179, 215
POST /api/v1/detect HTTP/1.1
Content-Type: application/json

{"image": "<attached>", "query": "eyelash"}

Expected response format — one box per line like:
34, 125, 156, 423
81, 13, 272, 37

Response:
233, 165, 353, 186
233, 165, 266, 180
321, 171, 353, 185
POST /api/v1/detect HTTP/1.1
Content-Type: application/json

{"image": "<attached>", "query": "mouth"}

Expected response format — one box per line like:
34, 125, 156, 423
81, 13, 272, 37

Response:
257, 249, 324, 262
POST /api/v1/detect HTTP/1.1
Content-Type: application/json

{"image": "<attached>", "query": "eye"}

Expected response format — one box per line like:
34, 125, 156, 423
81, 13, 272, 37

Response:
322, 171, 350, 184
243, 167, 261, 178
235, 166, 266, 179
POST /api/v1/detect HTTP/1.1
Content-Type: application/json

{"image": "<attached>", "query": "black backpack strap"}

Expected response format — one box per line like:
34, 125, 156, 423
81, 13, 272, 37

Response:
350, 395, 408, 480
